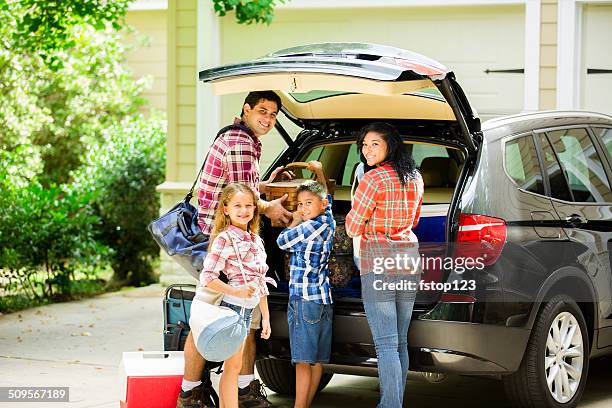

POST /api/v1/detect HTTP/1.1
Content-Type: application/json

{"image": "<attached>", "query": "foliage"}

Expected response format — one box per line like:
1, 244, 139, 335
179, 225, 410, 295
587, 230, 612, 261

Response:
7, 0, 130, 70
0, 0, 148, 186
0, 161, 109, 302
212, 0, 287, 25
0, 0, 165, 309
71, 113, 167, 287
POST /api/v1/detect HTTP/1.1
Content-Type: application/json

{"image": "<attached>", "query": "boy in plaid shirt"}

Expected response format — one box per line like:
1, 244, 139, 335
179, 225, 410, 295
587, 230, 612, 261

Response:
276, 161, 335, 408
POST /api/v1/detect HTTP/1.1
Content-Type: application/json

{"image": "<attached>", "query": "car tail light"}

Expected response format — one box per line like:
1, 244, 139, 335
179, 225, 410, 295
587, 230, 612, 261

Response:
455, 213, 507, 266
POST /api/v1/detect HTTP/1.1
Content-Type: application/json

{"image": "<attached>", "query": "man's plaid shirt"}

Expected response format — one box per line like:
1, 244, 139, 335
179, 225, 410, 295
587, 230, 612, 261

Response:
197, 119, 261, 235
276, 195, 335, 304
346, 164, 424, 244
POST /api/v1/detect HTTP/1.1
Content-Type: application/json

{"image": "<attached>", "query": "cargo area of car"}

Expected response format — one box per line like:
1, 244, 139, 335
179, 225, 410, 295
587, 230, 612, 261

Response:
260, 123, 465, 310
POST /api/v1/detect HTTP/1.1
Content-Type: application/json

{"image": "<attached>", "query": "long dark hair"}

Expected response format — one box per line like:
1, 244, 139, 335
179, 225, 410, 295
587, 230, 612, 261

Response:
356, 122, 417, 186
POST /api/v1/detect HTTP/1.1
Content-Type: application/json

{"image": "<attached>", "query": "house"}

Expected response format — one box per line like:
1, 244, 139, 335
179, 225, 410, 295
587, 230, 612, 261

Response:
155, 0, 612, 281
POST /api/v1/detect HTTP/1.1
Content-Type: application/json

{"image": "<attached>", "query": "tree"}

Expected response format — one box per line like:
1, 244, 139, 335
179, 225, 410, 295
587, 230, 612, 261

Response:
212, 0, 287, 25
9, 0, 130, 70
0, 0, 148, 186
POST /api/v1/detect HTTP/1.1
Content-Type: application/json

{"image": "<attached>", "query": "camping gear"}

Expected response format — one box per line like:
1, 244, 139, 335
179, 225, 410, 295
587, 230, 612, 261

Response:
118, 351, 184, 408
189, 236, 250, 362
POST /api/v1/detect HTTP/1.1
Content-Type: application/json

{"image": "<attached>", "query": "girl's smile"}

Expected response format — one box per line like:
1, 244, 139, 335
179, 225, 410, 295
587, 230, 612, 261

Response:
224, 191, 256, 230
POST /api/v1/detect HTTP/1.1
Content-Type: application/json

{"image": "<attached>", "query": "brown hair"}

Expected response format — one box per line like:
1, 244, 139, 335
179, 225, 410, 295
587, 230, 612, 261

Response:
210, 183, 260, 246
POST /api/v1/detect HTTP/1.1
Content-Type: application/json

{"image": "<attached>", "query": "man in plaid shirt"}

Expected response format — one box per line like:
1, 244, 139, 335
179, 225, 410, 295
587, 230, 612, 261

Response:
180, 91, 292, 408
276, 161, 335, 408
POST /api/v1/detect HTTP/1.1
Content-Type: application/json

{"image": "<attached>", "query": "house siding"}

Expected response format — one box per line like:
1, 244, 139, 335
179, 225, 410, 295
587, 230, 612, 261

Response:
540, 0, 557, 110
159, 0, 198, 283
124, 10, 168, 112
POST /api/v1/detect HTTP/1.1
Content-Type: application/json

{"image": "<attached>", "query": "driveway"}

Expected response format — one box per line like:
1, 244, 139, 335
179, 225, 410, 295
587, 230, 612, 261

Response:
0, 284, 610, 407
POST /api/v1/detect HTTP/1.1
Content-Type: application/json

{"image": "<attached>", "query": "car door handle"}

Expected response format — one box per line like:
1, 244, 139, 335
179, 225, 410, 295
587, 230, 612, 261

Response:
565, 214, 587, 228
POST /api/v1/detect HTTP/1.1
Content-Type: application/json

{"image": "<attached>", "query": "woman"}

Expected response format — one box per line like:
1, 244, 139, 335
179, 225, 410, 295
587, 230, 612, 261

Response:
345, 122, 424, 408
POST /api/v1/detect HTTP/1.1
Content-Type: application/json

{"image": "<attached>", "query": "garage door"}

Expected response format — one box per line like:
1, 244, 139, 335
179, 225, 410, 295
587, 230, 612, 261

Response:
581, 4, 612, 116
219, 5, 525, 168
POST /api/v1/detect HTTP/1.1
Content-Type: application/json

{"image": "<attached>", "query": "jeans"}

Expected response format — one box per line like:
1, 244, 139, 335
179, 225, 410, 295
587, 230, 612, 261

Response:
287, 297, 333, 364
361, 273, 418, 408
219, 300, 253, 331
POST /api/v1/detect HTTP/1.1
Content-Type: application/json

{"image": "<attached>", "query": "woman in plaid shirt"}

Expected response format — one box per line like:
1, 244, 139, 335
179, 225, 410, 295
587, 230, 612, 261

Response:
346, 122, 424, 408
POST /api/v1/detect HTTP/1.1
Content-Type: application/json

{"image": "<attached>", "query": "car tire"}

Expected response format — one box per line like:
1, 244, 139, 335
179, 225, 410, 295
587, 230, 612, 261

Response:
256, 358, 333, 395
502, 294, 589, 408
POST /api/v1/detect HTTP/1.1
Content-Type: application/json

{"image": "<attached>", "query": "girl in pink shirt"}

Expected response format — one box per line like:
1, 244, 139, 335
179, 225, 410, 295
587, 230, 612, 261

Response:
200, 183, 274, 408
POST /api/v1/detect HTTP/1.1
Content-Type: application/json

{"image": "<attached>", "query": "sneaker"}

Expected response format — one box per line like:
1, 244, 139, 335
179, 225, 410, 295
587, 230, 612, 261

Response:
176, 383, 216, 408
238, 379, 273, 408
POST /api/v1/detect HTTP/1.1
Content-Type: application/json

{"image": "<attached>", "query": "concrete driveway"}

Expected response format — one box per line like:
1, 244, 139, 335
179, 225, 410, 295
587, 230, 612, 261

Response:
0, 284, 610, 407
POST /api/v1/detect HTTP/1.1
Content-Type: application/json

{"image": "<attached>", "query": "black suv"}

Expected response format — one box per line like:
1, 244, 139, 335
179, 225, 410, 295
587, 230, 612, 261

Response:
198, 43, 612, 408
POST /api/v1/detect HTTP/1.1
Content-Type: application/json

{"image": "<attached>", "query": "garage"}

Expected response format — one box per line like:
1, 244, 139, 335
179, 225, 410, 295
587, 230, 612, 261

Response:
581, 3, 612, 116
219, 5, 526, 121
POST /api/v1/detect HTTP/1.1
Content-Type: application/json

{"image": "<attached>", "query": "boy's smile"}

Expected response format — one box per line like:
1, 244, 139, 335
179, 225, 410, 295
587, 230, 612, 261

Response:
297, 191, 328, 221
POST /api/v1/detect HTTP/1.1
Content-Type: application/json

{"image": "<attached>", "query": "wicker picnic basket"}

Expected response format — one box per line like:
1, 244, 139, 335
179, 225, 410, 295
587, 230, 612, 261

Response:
261, 162, 335, 227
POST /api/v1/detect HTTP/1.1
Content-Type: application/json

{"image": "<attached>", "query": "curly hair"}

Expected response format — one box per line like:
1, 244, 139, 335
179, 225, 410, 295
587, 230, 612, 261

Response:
356, 122, 417, 186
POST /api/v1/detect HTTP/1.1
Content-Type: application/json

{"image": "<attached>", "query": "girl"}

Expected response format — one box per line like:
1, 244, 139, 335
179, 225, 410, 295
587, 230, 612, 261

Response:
346, 122, 424, 408
199, 183, 275, 408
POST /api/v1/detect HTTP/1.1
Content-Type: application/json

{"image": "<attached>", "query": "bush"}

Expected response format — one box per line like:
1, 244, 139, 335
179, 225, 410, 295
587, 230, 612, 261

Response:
71, 113, 166, 287
0, 162, 109, 303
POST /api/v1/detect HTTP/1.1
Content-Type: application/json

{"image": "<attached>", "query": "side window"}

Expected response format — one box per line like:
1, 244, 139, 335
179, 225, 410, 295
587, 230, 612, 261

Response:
504, 135, 545, 195
411, 144, 449, 168
593, 127, 612, 164
298, 146, 324, 179
545, 128, 612, 203
341, 144, 362, 186
298, 144, 352, 185
539, 134, 573, 201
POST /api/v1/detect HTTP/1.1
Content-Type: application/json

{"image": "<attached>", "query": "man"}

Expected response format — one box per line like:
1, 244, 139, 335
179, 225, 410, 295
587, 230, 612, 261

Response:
178, 91, 292, 408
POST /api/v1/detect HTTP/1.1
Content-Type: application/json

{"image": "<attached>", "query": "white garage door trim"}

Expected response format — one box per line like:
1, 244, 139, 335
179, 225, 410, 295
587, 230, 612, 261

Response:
196, 0, 539, 164
557, 0, 612, 110
278, 0, 523, 7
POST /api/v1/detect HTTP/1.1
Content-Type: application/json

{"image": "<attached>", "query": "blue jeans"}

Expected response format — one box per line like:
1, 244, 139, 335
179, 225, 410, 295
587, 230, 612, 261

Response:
287, 297, 333, 364
220, 300, 253, 331
361, 273, 418, 408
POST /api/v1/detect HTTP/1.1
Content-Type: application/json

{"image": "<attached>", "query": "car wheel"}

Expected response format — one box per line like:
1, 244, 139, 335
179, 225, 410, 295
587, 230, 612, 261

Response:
256, 358, 333, 395
503, 294, 589, 408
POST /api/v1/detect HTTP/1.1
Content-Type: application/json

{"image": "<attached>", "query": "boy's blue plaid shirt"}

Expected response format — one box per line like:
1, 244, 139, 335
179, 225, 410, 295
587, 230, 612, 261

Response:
276, 195, 335, 304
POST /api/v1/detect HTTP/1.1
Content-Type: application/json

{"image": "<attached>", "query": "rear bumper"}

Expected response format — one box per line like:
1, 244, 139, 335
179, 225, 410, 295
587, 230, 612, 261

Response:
257, 298, 530, 375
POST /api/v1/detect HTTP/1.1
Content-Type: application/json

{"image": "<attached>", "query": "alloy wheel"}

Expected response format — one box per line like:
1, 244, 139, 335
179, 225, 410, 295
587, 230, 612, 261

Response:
545, 311, 584, 404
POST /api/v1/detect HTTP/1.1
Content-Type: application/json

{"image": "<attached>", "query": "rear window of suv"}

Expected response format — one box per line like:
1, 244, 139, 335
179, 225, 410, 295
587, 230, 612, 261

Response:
504, 135, 545, 195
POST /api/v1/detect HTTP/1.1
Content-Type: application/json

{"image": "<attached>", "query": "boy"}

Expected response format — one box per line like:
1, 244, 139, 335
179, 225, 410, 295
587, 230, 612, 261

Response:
276, 161, 335, 408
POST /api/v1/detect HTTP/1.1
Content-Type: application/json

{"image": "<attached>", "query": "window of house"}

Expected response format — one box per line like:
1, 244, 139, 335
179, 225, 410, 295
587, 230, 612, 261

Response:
504, 135, 545, 195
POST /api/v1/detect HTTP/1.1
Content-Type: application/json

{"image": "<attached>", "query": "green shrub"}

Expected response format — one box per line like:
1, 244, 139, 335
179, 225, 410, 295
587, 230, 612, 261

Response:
0, 166, 108, 303
71, 113, 166, 287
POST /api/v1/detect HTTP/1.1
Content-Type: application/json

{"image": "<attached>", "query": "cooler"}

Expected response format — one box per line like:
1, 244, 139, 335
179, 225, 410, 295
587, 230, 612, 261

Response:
119, 351, 184, 408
